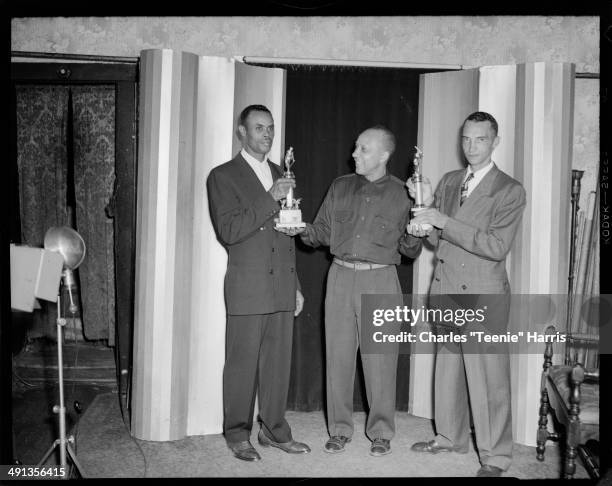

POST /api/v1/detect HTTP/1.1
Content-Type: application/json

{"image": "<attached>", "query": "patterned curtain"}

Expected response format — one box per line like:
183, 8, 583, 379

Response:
15, 85, 116, 343
72, 86, 116, 343
16, 85, 70, 339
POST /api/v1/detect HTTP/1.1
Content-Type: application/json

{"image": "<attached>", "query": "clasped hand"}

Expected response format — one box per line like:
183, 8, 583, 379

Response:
405, 177, 434, 206
408, 208, 449, 234
269, 177, 296, 201
275, 223, 306, 236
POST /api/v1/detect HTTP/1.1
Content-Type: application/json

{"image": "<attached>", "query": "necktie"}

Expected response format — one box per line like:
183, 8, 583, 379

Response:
460, 172, 474, 206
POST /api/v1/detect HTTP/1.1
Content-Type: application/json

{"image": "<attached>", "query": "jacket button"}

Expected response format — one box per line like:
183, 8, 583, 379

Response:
439, 258, 444, 263
260, 227, 265, 231
290, 268, 294, 273
435, 277, 440, 282
269, 269, 274, 275
272, 247, 275, 252
461, 284, 467, 290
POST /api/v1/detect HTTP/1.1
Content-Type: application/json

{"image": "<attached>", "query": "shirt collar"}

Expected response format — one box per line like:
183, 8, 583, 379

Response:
358, 172, 390, 185
241, 148, 269, 167
465, 160, 494, 182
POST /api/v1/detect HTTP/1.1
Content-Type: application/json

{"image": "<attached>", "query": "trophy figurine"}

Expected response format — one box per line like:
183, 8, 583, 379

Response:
275, 147, 306, 229
409, 146, 433, 232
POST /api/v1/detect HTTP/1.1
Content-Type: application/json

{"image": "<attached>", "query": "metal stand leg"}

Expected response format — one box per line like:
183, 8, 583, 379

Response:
36, 294, 86, 479
37, 439, 61, 466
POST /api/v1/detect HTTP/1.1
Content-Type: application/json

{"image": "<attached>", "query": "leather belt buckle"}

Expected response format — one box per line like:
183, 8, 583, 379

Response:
334, 258, 388, 271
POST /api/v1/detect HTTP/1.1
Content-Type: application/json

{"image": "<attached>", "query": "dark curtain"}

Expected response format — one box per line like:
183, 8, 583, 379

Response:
72, 86, 116, 343
283, 66, 434, 412
14, 85, 116, 342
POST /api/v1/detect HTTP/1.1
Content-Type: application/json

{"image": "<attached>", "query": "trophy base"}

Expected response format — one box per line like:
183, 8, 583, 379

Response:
410, 207, 433, 232
277, 208, 303, 227
275, 222, 306, 229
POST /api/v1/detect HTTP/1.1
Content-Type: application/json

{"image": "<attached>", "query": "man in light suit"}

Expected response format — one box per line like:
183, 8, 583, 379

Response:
207, 104, 310, 462
407, 111, 526, 477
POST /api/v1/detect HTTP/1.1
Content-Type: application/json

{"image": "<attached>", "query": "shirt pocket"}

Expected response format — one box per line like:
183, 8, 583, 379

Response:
333, 209, 353, 245
334, 209, 352, 223
372, 214, 399, 248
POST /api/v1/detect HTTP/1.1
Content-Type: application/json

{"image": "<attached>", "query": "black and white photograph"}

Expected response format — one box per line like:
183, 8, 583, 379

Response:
4, 8, 609, 480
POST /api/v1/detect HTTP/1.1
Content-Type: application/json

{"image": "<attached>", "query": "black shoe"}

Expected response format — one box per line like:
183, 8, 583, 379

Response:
257, 429, 311, 454
370, 438, 391, 456
324, 435, 351, 453
227, 440, 261, 462
411, 439, 468, 454
477, 464, 503, 477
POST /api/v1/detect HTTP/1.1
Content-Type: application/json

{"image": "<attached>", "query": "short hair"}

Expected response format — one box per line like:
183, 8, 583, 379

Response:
239, 104, 272, 126
463, 111, 499, 136
369, 124, 396, 156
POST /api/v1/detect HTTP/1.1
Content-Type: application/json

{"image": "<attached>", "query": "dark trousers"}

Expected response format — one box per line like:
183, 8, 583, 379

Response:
324, 263, 402, 441
223, 311, 294, 444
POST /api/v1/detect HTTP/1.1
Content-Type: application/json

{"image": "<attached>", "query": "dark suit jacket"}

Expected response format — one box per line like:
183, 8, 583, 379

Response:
427, 164, 526, 295
207, 153, 298, 315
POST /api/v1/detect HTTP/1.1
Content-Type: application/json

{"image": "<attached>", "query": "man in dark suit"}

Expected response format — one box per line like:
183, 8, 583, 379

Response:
407, 111, 526, 477
207, 104, 310, 462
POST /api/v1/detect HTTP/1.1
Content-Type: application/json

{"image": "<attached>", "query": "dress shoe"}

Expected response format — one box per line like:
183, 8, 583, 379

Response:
227, 440, 261, 462
324, 435, 351, 453
257, 429, 311, 454
476, 464, 504, 477
370, 438, 391, 456
411, 439, 468, 454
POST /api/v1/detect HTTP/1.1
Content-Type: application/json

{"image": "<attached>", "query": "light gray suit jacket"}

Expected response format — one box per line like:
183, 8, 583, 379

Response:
427, 164, 526, 295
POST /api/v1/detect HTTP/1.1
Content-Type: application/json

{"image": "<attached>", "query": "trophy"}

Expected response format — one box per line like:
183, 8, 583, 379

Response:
275, 147, 306, 229
409, 146, 433, 232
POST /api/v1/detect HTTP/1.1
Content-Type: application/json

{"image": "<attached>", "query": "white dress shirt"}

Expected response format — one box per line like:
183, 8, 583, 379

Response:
241, 148, 273, 191
463, 161, 494, 198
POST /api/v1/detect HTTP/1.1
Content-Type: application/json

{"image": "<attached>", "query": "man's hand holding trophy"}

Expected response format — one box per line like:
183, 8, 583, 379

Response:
406, 146, 435, 237
274, 147, 306, 236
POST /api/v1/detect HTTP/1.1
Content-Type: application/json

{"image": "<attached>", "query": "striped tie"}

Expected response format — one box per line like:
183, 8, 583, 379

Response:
460, 172, 474, 206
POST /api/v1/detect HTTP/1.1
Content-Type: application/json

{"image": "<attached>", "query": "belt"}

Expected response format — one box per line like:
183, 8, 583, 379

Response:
333, 258, 390, 271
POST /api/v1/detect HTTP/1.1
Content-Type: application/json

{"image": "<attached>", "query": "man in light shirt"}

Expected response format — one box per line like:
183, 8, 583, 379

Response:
407, 111, 526, 477
207, 104, 310, 462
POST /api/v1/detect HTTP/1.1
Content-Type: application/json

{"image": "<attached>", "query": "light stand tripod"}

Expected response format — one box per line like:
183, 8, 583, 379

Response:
37, 270, 86, 478
36, 226, 88, 478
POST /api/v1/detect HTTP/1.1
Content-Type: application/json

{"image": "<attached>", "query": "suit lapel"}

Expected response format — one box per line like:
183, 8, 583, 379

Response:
268, 160, 281, 182
445, 171, 465, 217
458, 164, 500, 213
235, 153, 281, 194
235, 154, 269, 199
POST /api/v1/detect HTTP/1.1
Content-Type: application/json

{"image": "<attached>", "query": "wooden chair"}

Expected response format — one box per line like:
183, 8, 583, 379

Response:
536, 325, 599, 479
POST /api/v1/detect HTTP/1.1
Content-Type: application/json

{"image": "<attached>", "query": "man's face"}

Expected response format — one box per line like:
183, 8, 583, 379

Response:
461, 120, 499, 169
352, 129, 389, 180
239, 110, 274, 159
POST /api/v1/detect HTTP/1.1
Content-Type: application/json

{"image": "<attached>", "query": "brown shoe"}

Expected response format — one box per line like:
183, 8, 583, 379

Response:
257, 429, 311, 454
324, 436, 351, 453
411, 439, 468, 454
477, 464, 503, 477
370, 438, 391, 456
227, 440, 261, 462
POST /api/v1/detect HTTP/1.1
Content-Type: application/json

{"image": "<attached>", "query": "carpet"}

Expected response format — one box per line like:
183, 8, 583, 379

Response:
75, 392, 588, 479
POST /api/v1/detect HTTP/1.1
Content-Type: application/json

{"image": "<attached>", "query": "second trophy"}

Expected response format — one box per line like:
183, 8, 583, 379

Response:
275, 146, 306, 229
